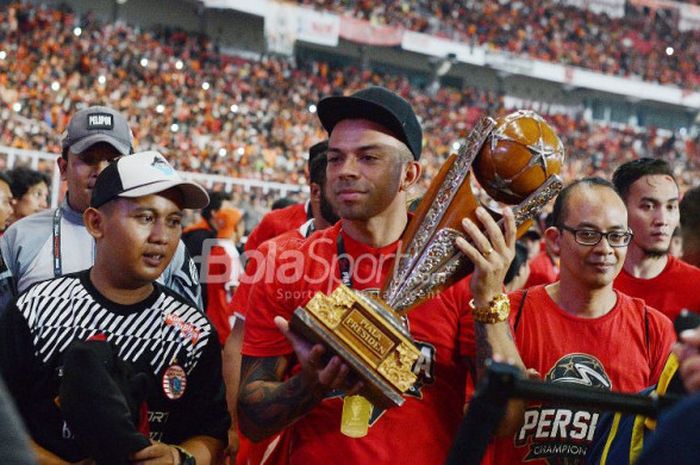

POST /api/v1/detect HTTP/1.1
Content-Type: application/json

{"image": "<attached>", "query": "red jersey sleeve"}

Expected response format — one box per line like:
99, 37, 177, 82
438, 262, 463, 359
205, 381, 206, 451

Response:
229, 246, 265, 319
244, 214, 274, 253
245, 203, 308, 253
229, 277, 250, 318
241, 242, 302, 358
241, 278, 295, 357
205, 245, 234, 345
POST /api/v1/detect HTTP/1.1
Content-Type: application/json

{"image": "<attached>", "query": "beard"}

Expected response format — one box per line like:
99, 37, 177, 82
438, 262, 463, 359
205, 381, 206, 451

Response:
320, 193, 340, 225
641, 245, 670, 259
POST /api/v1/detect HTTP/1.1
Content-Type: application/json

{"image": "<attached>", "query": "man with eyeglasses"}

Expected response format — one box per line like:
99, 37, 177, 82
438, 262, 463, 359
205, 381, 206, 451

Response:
612, 158, 700, 322
455, 177, 674, 465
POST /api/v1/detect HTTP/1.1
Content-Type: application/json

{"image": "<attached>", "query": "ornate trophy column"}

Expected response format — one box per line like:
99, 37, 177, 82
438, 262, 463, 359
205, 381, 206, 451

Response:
290, 110, 565, 410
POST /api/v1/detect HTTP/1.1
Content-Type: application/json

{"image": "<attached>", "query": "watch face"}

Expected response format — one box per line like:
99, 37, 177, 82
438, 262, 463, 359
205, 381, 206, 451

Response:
497, 302, 510, 318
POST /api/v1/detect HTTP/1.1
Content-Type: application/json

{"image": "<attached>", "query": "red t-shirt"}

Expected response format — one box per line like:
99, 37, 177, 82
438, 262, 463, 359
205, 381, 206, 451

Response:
491, 285, 674, 465
524, 250, 559, 288
242, 221, 474, 465
614, 255, 700, 322
244, 203, 309, 253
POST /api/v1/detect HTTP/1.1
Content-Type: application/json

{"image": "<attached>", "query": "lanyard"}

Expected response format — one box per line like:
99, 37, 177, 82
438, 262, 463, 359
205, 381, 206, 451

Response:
52, 207, 62, 278
336, 231, 408, 329
336, 233, 353, 289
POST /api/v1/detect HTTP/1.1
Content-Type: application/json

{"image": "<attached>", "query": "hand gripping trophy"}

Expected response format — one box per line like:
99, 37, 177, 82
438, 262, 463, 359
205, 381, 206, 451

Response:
290, 110, 565, 412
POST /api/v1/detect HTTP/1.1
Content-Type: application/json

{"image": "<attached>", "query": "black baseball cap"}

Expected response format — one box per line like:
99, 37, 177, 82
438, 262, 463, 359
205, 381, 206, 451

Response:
317, 86, 422, 160
91, 151, 209, 209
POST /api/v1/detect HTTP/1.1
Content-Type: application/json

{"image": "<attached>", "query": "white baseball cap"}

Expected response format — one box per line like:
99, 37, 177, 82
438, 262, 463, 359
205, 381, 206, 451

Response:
90, 151, 209, 209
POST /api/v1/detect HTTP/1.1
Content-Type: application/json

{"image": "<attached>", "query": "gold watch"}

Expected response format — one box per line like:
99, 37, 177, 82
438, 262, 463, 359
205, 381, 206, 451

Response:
470, 293, 510, 324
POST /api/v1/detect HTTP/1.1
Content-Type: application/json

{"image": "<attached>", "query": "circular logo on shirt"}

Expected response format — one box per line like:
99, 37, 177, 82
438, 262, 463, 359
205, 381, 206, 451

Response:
546, 353, 612, 389
162, 364, 187, 400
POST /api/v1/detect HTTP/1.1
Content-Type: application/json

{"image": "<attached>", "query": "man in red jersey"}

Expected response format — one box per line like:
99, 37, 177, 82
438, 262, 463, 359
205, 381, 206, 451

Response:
244, 141, 336, 254
612, 158, 700, 321
243, 199, 307, 254
237, 86, 476, 465
223, 143, 339, 464
456, 177, 674, 465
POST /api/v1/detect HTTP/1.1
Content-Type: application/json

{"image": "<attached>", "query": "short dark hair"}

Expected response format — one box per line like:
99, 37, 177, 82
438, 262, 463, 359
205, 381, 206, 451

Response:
521, 229, 541, 242
551, 177, 618, 228
309, 154, 328, 187
308, 140, 328, 166
201, 191, 229, 220
0, 172, 11, 190
7, 166, 49, 199
308, 140, 329, 187
504, 242, 528, 286
681, 186, 700, 231
612, 158, 677, 201
271, 197, 296, 210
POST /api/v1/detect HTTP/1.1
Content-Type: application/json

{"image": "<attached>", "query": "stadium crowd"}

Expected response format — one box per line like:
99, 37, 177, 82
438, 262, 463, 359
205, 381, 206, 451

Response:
2, 3, 700, 465
297, 0, 700, 90
0, 2, 697, 218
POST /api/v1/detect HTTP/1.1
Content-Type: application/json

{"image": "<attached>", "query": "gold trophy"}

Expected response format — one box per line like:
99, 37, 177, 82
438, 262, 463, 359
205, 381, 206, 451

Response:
290, 110, 565, 411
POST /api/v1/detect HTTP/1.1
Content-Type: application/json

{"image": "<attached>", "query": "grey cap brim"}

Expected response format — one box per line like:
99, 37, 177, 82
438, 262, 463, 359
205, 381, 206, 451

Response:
118, 180, 210, 210
70, 134, 132, 156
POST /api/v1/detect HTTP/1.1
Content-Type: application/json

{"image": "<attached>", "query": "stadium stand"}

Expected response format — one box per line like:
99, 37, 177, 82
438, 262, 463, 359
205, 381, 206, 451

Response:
0, 2, 697, 221
296, 0, 700, 90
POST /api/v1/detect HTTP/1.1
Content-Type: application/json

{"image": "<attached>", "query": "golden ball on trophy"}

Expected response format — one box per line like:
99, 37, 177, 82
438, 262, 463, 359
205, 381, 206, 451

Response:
474, 110, 565, 204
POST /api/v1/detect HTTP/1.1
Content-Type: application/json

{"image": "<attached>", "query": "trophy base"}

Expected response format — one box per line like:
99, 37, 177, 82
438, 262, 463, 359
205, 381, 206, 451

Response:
290, 309, 405, 409
289, 285, 421, 410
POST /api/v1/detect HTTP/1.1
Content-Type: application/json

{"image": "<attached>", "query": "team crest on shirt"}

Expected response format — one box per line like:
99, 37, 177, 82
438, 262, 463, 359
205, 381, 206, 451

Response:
515, 353, 612, 465
162, 363, 187, 400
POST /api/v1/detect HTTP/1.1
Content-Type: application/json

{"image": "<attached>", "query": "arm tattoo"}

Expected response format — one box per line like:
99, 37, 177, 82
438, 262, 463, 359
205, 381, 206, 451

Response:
238, 355, 321, 441
475, 323, 493, 372
474, 322, 516, 380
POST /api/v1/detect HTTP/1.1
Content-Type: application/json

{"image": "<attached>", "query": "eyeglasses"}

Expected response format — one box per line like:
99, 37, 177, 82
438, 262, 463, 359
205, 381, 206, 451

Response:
559, 225, 633, 248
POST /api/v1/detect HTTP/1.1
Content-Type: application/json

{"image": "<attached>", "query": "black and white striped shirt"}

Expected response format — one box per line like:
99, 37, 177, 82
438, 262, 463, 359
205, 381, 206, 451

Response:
0, 270, 229, 462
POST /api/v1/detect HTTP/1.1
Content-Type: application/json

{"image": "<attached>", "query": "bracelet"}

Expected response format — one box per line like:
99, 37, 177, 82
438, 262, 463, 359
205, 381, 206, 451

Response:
469, 293, 511, 324
172, 445, 196, 465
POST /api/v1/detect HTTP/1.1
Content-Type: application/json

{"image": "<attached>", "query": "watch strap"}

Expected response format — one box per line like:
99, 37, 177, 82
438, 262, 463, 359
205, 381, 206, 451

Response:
173, 445, 196, 465
469, 293, 510, 324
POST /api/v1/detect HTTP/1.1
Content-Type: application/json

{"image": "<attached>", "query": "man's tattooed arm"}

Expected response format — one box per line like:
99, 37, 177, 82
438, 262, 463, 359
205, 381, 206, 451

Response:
472, 321, 526, 436
474, 323, 493, 374
474, 321, 517, 374
237, 354, 323, 441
